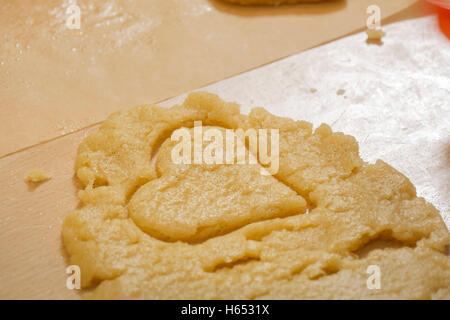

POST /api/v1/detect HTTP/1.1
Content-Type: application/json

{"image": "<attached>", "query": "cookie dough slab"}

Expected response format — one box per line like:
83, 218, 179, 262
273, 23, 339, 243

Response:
62, 93, 449, 299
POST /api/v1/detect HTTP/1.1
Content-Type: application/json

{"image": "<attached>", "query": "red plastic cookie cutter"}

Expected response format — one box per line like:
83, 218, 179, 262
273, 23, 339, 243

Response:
426, 0, 450, 10
426, 0, 450, 39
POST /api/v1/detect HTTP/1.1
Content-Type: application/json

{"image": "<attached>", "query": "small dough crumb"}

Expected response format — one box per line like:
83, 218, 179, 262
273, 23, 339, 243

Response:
26, 170, 52, 183
366, 28, 386, 41
337, 89, 345, 96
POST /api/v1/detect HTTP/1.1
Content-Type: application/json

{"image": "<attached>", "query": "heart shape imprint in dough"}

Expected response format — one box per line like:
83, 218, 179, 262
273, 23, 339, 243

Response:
129, 126, 306, 243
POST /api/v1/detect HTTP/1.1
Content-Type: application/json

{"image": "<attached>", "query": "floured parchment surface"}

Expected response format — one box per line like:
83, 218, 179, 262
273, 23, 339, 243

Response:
0, 0, 417, 156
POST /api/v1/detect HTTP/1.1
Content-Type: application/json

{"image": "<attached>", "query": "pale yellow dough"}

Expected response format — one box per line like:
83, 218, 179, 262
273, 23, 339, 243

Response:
26, 169, 52, 183
366, 29, 386, 41
63, 92, 449, 299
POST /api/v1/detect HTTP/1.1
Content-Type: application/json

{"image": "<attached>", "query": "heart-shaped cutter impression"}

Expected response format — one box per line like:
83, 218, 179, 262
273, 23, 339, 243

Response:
129, 126, 307, 243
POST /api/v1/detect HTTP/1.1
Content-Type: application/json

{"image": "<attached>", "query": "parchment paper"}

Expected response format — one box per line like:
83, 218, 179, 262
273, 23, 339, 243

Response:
0, 0, 418, 156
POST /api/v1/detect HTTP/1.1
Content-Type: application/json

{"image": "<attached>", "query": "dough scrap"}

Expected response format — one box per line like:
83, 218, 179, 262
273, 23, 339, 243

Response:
63, 92, 449, 299
366, 29, 386, 41
26, 169, 52, 183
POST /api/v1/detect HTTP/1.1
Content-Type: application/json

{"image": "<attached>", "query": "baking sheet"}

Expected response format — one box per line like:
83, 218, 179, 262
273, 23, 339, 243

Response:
0, 13, 448, 299
0, 0, 418, 157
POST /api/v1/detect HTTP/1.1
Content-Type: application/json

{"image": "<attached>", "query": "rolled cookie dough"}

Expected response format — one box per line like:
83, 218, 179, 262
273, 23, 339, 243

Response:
63, 92, 449, 299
